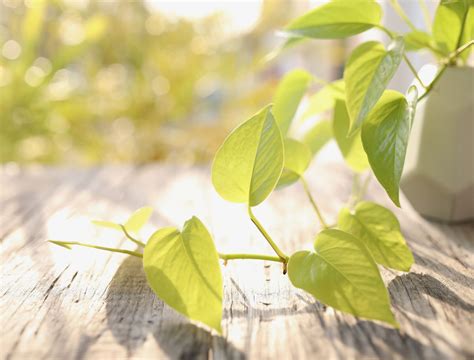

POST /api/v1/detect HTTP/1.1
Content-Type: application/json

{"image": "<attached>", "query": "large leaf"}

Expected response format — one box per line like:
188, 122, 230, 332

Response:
285, 0, 382, 39
338, 201, 414, 271
301, 119, 333, 156
344, 38, 404, 134
300, 80, 345, 121
288, 229, 397, 326
433, 0, 470, 55
212, 105, 284, 206
277, 138, 312, 188
361, 89, 417, 206
273, 69, 312, 134
333, 100, 369, 172
143, 217, 223, 332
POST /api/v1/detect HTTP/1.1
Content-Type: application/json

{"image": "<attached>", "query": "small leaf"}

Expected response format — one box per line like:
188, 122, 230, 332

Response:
333, 100, 369, 172
404, 30, 438, 53
143, 217, 223, 332
285, 0, 382, 39
91, 220, 122, 231
361, 90, 416, 206
277, 138, 312, 188
300, 80, 345, 121
460, 5, 474, 61
125, 206, 153, 232
344, 38, 404, 133
433, 0, 470, 55
338, 201, 414, 271
288, 229, 397, 326
212, 105, 284, 206
273, 69, 312, 134
301, 119, 333, 156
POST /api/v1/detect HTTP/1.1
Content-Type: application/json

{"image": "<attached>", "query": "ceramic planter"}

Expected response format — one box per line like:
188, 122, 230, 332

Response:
401, 65, 474, 222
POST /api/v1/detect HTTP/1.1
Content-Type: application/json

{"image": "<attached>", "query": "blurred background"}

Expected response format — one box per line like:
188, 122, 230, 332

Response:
0, 0, 435, 165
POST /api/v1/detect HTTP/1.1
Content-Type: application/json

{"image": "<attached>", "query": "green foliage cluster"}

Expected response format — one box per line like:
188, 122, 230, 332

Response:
0, 0, 290, 164
50, 0, 473, 334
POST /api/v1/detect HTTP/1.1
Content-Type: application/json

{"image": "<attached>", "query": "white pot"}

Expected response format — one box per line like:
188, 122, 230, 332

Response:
401, 65, 474, 222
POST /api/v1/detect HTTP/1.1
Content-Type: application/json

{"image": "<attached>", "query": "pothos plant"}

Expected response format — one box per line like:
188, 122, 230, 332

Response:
50, 0, 473, 333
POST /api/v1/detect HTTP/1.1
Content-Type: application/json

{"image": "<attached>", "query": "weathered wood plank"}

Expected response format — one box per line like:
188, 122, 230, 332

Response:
1, 162, 473, 359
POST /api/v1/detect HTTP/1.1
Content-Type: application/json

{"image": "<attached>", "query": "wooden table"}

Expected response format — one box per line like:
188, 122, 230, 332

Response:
1, 162, 473, 359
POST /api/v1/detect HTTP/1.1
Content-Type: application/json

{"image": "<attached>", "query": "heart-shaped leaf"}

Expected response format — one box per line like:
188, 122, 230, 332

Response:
338, 201, 414, 271
404, 30, 439, 53
301, 119, 333, 156
344, 38, 404, 134
361, 89, 417, 206
91, 220, 122, 231
333, 99, 369, 172
288, 229, 397, 326
143, 216, 223, 332
273, 69, 312, 135
212, 105, 284, 206
285, 0, 382, 39
277, 138, 312, 188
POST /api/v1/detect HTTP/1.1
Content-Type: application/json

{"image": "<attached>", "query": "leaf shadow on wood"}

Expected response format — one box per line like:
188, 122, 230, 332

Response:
413, 252, 474, 288
334, 319, 448, 359
388, 273, 474, 319
105, 256, 245, 359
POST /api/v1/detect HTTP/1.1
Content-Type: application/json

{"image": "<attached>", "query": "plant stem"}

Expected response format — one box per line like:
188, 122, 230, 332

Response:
120, 224, 146, 247
218, 252, 283, 263
389, 0, 417, 32
376, 25, 395, 39
417, 0, 432, 32
418, 65, 447, 101
300, 177, 328, 229
48, 240, 143, 258
403, 55, 427, 89
247, 206, 289, 262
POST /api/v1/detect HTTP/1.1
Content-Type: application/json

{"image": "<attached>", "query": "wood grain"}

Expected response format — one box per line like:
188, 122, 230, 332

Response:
1, 162, 473, 359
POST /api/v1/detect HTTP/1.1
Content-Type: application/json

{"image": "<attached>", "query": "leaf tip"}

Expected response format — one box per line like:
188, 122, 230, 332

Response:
48, 240, 72, 250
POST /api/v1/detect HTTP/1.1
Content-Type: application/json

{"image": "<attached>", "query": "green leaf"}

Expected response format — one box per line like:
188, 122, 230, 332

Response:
125, 206, 153, 232
344, 38, 404, 134
288, 229, 397, 326
285, 0, 382, 39
333, 100, 369, 172
338, 201, 414, 271
300, 80, 345, 121
91, 220, 122, 231
277, 138, 312, 188
433, 0, 470, 54
273, 69, 312, 134
404, 31, 433, 52
361, 89, 417, 206
301, 119, 333, 156
143, 216, 223, 332
212, 105, 284, 206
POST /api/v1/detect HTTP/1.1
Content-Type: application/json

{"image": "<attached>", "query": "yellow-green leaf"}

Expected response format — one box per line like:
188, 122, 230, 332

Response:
91, 220, 122, 231
338, 201, 414, 271
333, 100, 369, 172
273, 69, 312, 134
361, 89, 417, 206
277, 138, 312, 188
300, 80, 345, 121
212, 105, 284, 206
125, 206, 153, 232
143, 217, 223, 332
344, 38, 404, 133
301, 119, 333, 156
433, 0, 470, 55
285, 0, 382, 39
288, 229, 397, 326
